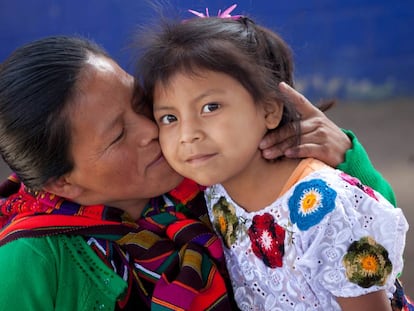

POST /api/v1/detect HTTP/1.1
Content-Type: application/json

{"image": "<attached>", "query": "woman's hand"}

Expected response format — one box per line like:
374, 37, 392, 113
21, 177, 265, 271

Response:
259, 82, 352, 167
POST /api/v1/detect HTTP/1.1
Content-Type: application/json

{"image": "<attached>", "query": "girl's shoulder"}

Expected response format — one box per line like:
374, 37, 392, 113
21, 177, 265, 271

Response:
287, 165, 408, 297
287, 162, 403, 233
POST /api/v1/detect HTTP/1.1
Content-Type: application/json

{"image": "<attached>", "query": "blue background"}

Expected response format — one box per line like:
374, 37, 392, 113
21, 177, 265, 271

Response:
1, 0, 413, 101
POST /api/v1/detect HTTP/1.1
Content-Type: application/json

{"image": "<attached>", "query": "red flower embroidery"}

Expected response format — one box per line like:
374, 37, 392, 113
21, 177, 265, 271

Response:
248, 213, 285, 268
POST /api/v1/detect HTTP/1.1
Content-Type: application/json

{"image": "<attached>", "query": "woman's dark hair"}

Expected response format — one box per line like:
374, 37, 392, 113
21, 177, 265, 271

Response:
0, 35, 108, 190
136, 16, 300, 129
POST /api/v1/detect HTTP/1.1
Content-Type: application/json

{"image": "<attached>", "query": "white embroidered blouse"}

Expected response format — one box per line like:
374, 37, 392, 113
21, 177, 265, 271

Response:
205, 158, 408, 310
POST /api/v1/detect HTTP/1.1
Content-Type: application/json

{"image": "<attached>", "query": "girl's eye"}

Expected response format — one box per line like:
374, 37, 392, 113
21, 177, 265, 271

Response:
160, 114, 177, 124
202, 103, 220, 113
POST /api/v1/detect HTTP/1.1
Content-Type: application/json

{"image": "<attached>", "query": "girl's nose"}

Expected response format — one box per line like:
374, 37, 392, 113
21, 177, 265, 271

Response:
179, 119, 203, 144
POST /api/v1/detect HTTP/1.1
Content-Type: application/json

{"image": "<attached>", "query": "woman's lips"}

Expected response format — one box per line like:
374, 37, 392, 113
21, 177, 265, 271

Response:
147, 152, 165, 167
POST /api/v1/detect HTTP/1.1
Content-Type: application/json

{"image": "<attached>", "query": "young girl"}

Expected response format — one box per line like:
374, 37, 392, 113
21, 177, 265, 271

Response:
137, 10, 411, 311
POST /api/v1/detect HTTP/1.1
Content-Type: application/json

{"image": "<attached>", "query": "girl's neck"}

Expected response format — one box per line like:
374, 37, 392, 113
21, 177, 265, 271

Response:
221, 157, 301, 212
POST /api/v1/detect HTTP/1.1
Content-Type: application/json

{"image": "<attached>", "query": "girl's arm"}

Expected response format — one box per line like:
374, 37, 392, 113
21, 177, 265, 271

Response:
336, 291, 391, 311
260, 82, 396, 205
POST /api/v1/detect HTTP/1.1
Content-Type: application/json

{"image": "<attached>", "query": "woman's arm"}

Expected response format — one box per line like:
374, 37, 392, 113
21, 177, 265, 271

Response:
259, 82, 396, 205
337, 129, 396, 206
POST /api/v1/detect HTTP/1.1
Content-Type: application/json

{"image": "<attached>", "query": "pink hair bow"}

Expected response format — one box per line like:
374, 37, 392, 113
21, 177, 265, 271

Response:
188, 4, 242, 20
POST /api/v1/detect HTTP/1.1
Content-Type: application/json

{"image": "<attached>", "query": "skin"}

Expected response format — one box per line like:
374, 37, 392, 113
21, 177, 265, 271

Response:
337, 292, 391, 311
152, 69, 391, 311
43, 55, 351, 220
44, 54, 183, 219
153, 69, 300, 211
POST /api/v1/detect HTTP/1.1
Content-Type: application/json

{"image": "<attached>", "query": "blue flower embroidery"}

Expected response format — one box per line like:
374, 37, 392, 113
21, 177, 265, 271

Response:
288, 179, 337, 230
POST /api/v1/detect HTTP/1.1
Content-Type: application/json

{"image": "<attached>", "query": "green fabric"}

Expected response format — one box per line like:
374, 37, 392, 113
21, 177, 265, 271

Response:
0, 235, 126, 311
337, 129, 397, 206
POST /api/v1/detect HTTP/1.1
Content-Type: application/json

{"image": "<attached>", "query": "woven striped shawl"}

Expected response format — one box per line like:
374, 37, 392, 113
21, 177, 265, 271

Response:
0, 175, 237, 310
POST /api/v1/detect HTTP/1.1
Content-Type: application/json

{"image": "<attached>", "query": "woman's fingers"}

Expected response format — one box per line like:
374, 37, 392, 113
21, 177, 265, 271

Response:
284, 117, 352, 167
278, 82, 323, 118
260, 82, 352, 166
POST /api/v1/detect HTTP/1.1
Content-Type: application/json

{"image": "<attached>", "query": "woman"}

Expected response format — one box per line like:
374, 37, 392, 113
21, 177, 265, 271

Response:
0, 36, 396, 310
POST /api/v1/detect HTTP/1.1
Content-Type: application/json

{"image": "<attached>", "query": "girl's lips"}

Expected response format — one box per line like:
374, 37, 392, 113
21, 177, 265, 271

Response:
185, 153, 216, 165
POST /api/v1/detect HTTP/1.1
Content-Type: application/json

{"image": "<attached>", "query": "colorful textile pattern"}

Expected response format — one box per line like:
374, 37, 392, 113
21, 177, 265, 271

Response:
0, 176, 235, 310
211, 196, 239, 248
247, 213, 285, 268
288, 178, 337, 230
343, 236, 392, 288
391, 279, 414, 311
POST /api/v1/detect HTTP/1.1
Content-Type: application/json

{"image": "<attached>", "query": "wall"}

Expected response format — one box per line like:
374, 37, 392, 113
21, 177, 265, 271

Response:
1, 0, 414, 295
1, 0, 413, 101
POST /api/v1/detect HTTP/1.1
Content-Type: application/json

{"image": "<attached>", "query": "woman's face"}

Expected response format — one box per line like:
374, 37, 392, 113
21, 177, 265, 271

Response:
62, 55, 182, 217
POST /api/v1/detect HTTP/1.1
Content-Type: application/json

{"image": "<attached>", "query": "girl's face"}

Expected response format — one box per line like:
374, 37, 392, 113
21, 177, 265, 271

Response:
60, 55, 182, 217
153, 70, 281, 187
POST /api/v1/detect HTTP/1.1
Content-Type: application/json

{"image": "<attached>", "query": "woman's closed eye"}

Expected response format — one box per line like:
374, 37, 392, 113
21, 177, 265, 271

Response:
111, 127, 125, 145
202, 102, 220, 113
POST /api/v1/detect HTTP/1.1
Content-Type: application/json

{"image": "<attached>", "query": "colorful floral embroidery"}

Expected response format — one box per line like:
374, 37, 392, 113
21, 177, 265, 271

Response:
211, 196, 239, 248
247, 213, 285, 268
288, 179, 337, 230
343, 236, 392, 288
340, 172, 378, 201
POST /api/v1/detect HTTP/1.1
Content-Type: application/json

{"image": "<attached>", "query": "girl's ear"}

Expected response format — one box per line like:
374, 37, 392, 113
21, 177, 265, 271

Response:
43, 174, 84, 200
263, 100, 283, 130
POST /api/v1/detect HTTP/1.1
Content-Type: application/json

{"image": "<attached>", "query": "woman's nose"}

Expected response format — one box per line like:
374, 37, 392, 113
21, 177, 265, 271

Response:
133, 114, 160, 147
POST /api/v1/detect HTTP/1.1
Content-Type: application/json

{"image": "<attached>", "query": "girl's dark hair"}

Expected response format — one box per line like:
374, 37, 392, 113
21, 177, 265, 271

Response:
0, 35, 108, 190
136, 16, 300, 129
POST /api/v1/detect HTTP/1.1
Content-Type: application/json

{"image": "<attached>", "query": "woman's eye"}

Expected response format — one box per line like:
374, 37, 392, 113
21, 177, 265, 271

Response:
202, 103, 220, 113
160, 114, 177, 124
112, 128, 125, 145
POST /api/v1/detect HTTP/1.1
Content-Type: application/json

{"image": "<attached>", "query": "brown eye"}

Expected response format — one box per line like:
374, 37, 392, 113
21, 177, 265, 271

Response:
160, 114, 177, 125
202, 102, 220, 113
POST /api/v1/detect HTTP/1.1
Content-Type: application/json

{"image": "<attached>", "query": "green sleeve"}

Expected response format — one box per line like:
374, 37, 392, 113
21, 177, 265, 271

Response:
337, 129, 397, 206
0, 238, 57, 311
0, 235, 126, 311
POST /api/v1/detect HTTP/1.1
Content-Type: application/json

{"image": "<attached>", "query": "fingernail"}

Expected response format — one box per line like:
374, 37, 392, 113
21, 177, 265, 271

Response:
262, 150, 271, 159
284, 149, 294, 157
